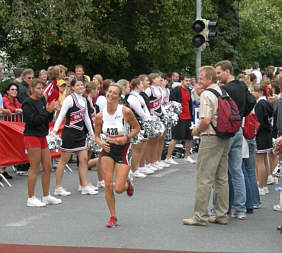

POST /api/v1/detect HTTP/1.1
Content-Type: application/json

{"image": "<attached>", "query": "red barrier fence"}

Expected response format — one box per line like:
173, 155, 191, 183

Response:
0, 121, 64, 167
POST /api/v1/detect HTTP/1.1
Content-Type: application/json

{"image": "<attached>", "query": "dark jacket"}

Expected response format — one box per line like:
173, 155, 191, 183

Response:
222, 80, 256, 117
17, 81, 29, 104
272, 97, 282, 137
255, 99, 273, 132
22, 97, 54, 136
169, 85, 193, 118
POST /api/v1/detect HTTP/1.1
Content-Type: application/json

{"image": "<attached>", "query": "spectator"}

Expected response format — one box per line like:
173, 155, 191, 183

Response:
96, 79, 113, 112
43, 65, 60, 104
168, 72, 180, 89
183, 66, 231, 226
3, 82, 23, 122
215, 60, 256, 220
38, 69, 48, 84
75, 64, 90, 85
252, 62, 262, 84
17, 68, 34, 104
13, 68, 23, 85
58, 64, 68, 80
22, 78, 61, 207
165, 74, 195, 165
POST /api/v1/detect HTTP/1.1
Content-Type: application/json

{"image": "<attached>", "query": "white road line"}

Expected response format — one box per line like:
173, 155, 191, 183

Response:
6, 213, 50, 227
151, 168, 179, 177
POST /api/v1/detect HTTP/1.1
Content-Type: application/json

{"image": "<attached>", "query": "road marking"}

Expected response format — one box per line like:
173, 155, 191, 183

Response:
6, 213, 49, 227
151, 168, 179, 177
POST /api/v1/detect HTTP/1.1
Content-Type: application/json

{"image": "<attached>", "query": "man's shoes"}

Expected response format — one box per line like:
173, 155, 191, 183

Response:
106, 216, 117, 228
42, 195, 62, 205
246, 208, 253, 214
208, 216, 228, 225
126, 177, 134, 197
165, 158, 179, 165
231, 211, 247, 220
184, 156, 196, 164
182, 218, 207, 226
27, 196, 46, 207
54, 187, 71, 196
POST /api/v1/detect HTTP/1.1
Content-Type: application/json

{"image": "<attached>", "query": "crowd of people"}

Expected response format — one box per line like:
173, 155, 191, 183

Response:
0, 61, 281, 228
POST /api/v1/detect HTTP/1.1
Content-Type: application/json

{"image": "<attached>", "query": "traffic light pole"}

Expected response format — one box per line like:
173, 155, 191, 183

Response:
195, 0, 202, 81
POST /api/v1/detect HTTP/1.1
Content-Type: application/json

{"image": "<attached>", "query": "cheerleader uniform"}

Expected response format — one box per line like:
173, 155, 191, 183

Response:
161, 87, 170, 107
101, 104, 131, 165
86, 96, 99, 129
145, 85, 165, 117
53, 92, 94, 152
255, 96, 273, 153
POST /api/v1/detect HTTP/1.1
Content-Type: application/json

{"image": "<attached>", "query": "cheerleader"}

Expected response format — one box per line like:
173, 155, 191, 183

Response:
84, 82, 104, 188
252, 83, 274, 195
145, 73, 167, 171
53, 79, 97, 196
126, 78, 154, 177
95, 83, 140, 227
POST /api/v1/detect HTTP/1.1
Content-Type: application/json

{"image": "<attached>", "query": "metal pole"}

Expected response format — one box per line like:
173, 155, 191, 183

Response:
195, 0, 202, 81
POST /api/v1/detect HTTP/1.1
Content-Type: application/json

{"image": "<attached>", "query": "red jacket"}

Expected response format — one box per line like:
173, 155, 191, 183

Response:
3, 94, 22, 121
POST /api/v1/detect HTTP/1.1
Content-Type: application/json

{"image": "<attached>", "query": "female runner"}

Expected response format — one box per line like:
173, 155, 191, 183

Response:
53, 79, 97, 196
95, 83, 140, 227
22, 78, 62, 207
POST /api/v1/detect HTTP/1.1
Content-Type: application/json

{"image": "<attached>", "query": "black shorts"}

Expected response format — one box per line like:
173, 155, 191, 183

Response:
101, 143, 132, 165
171, 119, 192, 140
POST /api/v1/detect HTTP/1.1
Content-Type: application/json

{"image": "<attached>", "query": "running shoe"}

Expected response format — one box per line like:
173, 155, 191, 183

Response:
126, 177, 134, 197
106, 216, 117, 228
54, 187, 71, 196
42, 195, 62, 205
27, 196, 46, 207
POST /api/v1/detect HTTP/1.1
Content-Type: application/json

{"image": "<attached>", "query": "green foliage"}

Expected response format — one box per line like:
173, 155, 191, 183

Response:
0, 0, 281, 79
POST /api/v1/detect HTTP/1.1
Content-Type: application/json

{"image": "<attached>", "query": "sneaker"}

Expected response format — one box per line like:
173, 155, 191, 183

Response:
54, 187, 71, 196
78, 184, 98, 191
273, 164, 282, 177
165, 158, 179, 165
126, 177, 134, 197
106, 216, 117, 228
81, 185, 99, 195
263, 186, 269, 194
253, 203, 262, 209
133, 170, 147, 178
267, 175, 275, 185
97, 180, 105, 188
258, 187, 265, 196
27, 196, 46, 207
231, 211, 247, 220
274, 177, 279, 184
17, 170, 29, 176
139, 166, 154, 175
158, 161, 170, 167
184, 156, 196, 164
153, 162, 164, 170
42, 195, 62, 205
273, 204, 281, 211
146, 164, 158, 172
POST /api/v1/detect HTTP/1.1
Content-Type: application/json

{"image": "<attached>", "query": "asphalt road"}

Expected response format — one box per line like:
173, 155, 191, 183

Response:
0, 155, 281, 253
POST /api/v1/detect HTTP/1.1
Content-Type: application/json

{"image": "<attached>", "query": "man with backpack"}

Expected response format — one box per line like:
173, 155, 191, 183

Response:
183, 66, 232, 226
215, 60, 256, 220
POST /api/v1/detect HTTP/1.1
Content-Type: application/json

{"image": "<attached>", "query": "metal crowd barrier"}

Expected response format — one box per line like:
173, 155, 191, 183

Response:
4, 112, 23, 122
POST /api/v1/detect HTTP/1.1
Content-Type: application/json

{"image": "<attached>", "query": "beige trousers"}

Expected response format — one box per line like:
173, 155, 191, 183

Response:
193, 136, 231, 224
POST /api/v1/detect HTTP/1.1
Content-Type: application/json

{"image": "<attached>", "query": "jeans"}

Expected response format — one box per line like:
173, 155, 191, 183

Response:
228, 128, 247, 213
243, 139, 261, 206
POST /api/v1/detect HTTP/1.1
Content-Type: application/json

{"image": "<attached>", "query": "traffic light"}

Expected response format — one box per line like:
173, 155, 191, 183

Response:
192, 19, 217, 50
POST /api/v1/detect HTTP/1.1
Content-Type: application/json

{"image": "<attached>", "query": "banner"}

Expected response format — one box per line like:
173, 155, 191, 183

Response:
0, 121, 64, 167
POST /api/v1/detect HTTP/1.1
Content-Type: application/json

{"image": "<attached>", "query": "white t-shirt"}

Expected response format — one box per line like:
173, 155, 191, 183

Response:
252, 70, 262, 84
96, 95, 107, 112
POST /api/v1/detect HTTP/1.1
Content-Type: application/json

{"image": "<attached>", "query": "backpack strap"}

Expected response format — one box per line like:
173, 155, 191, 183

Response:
206, 87, 228, 97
